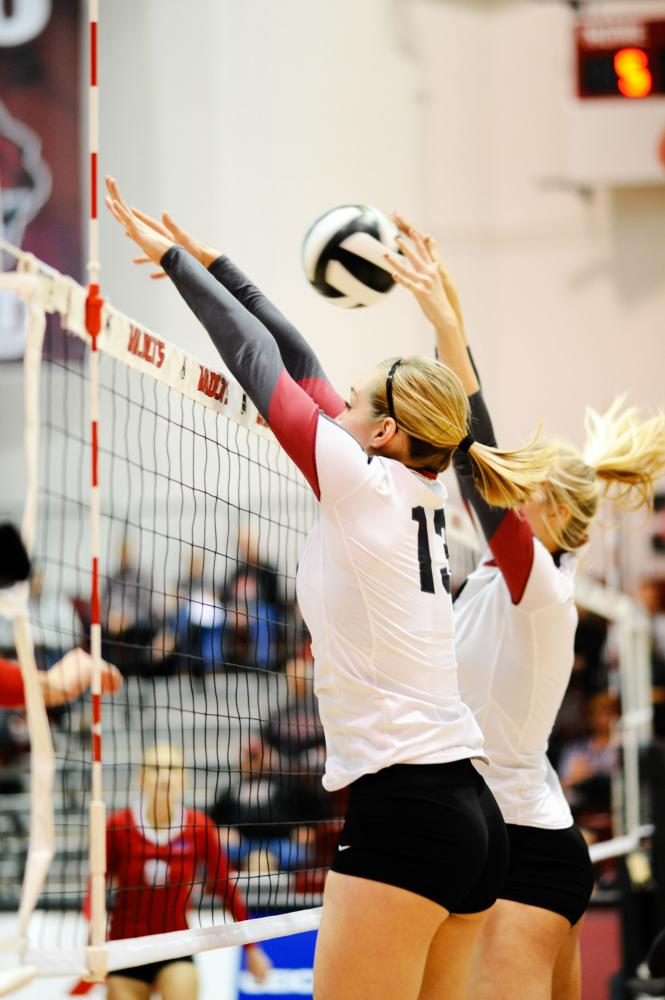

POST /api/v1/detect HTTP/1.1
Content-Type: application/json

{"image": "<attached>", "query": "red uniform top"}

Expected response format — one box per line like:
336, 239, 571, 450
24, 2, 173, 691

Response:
106, 804, 248, 939
0, 660, 24, 707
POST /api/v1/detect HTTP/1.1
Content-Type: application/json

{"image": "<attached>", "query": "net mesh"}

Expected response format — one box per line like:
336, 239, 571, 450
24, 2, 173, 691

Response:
1, 291, 342, 961
0, 253, 653, 976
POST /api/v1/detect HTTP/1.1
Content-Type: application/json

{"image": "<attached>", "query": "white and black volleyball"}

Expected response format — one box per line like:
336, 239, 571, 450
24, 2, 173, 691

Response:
302, 204, 399, 308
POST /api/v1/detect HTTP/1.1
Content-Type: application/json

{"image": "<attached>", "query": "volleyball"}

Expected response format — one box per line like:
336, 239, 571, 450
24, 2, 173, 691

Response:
302, 204, 399, 308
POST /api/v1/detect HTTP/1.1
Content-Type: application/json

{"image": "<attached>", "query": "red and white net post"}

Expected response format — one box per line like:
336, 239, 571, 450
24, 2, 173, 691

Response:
85, 0, 107, 981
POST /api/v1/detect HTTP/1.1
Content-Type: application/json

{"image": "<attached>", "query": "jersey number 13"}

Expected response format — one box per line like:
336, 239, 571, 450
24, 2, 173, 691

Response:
412, 507, 451, 595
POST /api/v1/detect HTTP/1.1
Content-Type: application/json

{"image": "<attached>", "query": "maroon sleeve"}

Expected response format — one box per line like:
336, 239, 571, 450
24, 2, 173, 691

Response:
485, 510, 536, 605
267, 371, 322, 499
0, 659, 25, 708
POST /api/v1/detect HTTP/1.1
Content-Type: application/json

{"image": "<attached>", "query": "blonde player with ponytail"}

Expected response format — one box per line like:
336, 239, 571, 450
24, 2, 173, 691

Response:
106, 177, 559, 1000
387, 216, 665, 1000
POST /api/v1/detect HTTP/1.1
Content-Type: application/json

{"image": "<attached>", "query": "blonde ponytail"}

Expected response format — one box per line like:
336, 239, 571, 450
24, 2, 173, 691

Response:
584, 398, 665, 511
464, 436, 556, 508
536, 398, 665, 552
370, 357, 555, 509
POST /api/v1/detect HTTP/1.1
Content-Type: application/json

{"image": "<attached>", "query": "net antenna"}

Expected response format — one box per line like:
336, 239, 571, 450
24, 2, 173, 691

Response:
84, 0, 108, 983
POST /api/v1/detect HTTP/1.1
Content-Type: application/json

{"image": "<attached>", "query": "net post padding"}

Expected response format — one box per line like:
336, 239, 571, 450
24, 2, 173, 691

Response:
0, 267, 56, 970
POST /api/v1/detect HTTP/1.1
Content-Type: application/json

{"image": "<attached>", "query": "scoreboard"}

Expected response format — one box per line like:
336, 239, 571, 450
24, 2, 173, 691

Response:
566, 16, 665, 185
576, 18, 665, 99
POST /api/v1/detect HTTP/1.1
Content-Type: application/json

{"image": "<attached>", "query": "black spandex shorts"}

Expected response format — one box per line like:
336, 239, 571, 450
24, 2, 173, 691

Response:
501, 823, 594, 925
330, 758, 508, 913
110, 955, 194, 985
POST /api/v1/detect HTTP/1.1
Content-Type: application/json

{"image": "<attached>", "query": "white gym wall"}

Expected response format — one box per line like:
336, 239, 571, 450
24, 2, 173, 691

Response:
1, 1, 664, 579
96, 0, 665, 585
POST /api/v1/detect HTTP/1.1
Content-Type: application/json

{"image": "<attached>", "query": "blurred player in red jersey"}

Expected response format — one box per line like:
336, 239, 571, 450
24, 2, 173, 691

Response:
106, 744, 270, 1000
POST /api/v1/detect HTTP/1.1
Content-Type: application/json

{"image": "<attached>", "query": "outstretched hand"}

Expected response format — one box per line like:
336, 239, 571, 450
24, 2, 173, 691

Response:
387, 213, 478, 394
105, 176, 174, 268
387, 213, 466, 342
42, 648, 122, 707
106, 177, 221, 280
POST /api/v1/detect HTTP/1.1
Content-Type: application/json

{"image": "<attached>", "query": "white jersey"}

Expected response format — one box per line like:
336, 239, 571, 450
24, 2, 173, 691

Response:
454, 538, 578, 829
296, 416, 486, 792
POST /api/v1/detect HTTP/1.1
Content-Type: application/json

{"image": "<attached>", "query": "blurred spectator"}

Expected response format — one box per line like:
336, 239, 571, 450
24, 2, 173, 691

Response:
637, 578, 665, 660
102, 536, 155, 673
221, 528, 287, 670
209, 734, 314, 872
266, 653, 338, 876
152, 550, 225, 674
223, 528, 281, 609
267, 654, 325, 776
559, 691, 620, 831
633, 578, 665, 738
549, 607, 609, 769
221, 569, 281, 671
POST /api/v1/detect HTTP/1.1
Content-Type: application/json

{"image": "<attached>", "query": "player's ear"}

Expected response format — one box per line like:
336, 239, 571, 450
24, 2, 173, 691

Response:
369, 417, 398, 449
544, 499, 571, 529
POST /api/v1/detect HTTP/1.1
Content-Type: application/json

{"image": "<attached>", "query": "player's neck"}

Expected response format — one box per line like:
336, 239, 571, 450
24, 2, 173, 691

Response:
144, 799, 176, 830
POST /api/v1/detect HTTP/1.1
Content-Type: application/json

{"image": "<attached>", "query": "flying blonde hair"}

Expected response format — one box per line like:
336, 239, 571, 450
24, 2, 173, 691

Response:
370, 357, 556, 508
537, 398, 665, 551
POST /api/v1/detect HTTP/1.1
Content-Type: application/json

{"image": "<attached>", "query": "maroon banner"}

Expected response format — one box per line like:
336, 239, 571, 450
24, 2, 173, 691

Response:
0, 0, 82, 361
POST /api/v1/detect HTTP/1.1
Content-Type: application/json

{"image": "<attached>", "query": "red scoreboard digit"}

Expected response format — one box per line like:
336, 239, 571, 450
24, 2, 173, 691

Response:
576, 18, 665, 99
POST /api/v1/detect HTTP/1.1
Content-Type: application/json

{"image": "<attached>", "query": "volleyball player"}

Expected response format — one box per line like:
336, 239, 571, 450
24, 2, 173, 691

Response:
105, 177, 556, 1000
0, 523, 121, 707
388, 216, 665, 1000
105, 744, 270, 1000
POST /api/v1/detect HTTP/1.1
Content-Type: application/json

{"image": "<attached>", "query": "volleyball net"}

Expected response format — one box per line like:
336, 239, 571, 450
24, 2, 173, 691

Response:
0, 245, 330, 981
0, 243, 655, 984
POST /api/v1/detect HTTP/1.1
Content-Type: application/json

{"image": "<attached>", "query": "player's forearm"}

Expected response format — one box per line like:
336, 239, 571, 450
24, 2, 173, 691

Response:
433, 314, 479, 396
162, 246, 323, 496
207, 256, 344, 417
162, 246, 286, 419
453, 390, 498, 509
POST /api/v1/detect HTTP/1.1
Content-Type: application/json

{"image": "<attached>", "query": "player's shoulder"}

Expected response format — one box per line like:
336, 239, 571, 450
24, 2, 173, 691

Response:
107, 806, 134, 833
186, 807, 216, 832
520, 539, 577, 611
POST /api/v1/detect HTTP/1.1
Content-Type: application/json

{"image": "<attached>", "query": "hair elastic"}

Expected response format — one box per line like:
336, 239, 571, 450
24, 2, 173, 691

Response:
457, 434, 475, 453
386, 359, 402, 424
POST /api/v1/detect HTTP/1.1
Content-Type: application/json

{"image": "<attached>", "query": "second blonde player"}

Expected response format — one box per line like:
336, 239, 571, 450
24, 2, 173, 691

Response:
388, 216, 665, 1000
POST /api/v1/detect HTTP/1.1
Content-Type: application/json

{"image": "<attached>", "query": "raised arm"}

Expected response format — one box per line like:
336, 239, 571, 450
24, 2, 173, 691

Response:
388, 216, 535, 604
207, 256, 344, 418
107, 179, 344, 419
105, 179, 373, 505
162, 245, 325, 494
